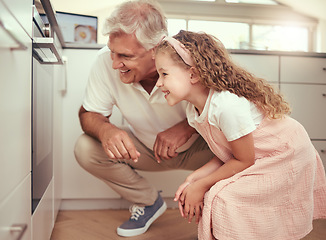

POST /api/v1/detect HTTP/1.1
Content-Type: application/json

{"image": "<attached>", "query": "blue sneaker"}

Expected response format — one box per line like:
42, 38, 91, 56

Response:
117, 193, 167, 237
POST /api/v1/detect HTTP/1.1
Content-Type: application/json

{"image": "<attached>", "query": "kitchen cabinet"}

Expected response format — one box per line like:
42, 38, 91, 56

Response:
53, 62, 64, 223
280, 84, 326, 139
1, 0, 64, 239
279, 55, 326, 173
0, 175, 31, 240
231, 54, 280, 93
0, 0, 32, 202
312, 141, 326, 173
32, 180, 54, 240
0, 0, 32, 239
2, 0, 33, 38
231, 54, 279, 84
280, 56, 326, 84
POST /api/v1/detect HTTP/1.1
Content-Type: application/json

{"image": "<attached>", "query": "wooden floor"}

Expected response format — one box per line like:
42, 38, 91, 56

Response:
50, 209, 198, 240
51, 209, 326, 240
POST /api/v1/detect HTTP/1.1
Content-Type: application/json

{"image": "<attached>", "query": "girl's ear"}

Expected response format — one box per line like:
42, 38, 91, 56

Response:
189, 67, 200, 84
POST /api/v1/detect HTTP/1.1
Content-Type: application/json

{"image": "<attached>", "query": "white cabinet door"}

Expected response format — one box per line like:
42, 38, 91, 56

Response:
1, 0, 33, 37
280, 84, 326, 140
280, 56, 326, 84
231, 54, 279, 83
32, 180, 53, 240
0, 0, 32, 202
0, 174, 31, 240
312, 141, 326, 174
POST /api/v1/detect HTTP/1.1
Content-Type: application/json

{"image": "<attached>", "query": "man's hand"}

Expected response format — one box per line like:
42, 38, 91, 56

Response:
153, 119, 196, 163
79, 106, 140, 162
99, 124, 140, 162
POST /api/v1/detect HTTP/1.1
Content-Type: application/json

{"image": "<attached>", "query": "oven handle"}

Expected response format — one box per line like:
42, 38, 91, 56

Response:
33, 37, 63, 64
0, 19, 27, 51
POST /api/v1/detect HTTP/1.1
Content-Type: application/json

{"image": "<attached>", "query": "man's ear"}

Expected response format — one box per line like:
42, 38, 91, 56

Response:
189, 67, 200, 84
151, 47, 156, 60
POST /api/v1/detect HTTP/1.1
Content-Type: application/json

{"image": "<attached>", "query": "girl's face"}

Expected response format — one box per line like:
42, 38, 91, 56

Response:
155, 52, 193, 106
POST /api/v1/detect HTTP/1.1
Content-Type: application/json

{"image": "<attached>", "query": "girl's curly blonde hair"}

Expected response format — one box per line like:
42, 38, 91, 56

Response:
156, 30, 291, 119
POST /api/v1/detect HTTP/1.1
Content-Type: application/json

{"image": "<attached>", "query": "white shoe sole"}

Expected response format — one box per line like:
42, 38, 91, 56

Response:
117, 201, 167, 237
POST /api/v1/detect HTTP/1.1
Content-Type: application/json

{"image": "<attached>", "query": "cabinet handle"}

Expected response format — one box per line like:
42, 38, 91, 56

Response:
0, 19, 27, 50
10, 224, 27, 240
321, 149, 325, 153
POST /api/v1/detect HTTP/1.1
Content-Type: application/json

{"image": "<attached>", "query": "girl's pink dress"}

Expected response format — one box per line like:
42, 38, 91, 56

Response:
192, 108, 326, 239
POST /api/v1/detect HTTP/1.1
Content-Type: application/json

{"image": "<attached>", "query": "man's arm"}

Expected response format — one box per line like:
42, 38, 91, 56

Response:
153, 119, 197, 163
79, 106, 140, 162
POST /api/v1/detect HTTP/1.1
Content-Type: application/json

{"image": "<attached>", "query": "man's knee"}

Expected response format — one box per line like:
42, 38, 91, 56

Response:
74, 134, 101, 167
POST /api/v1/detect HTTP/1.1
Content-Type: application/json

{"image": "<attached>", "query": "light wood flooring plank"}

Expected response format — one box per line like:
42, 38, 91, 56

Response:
51, 209, 326, 240
50, 209, 198, 240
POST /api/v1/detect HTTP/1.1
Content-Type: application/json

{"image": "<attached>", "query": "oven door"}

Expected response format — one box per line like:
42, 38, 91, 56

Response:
31, 2, 62, 213
32, 55, 54, 213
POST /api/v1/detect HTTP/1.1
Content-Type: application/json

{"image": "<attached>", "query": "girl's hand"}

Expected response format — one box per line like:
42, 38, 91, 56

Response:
174, 181, 191, 202
179, 181, 207, 224
175, 181, 191, 217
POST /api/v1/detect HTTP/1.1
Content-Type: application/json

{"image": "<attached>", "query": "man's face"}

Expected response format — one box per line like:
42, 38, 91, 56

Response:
108, 33, 156, 84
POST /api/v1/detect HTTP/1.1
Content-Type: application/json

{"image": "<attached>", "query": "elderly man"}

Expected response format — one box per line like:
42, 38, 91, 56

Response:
74, 0, 214, 237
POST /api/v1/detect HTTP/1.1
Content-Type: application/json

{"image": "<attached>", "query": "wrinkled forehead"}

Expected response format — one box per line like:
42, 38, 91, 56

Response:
108, 32, 145, 53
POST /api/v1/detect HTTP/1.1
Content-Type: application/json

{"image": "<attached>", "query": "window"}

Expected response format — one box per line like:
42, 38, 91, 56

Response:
167, 19, 186, 36
252, 24, 309, 51
225, 0, 277, 4
167, 18, 310, 52
188, 20, 249, 49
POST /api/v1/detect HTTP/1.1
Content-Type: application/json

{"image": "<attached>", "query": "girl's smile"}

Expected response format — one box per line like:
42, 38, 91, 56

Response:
155, 51, 209, 113
155, 52, 193, 106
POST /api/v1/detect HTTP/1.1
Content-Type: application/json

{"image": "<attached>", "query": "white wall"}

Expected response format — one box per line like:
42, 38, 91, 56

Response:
59, 49, 119, 200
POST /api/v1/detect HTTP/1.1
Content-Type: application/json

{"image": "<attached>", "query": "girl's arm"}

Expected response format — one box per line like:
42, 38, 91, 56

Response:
174, 156, 223, 201
196, 132, 255, 191
179, 132, 255, 223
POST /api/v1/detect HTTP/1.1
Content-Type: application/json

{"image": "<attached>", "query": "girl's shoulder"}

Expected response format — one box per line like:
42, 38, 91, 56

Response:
209, 90, 250, 112
208, 90, 252, 126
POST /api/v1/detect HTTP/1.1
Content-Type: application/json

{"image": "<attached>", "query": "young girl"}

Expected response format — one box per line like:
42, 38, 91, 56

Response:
155, 30, 326, 240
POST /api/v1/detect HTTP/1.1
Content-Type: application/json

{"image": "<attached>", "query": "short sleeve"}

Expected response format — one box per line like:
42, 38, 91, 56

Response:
208, 92, 256, 141
83, 50, 115, 117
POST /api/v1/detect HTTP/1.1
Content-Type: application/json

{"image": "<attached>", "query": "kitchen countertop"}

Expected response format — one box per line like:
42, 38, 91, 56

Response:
63, 42, 326, 58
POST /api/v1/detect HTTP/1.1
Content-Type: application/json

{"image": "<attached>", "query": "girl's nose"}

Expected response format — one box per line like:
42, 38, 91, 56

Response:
156, 77, 163, 87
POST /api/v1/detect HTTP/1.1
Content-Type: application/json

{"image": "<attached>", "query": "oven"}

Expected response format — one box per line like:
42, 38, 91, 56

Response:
32, 1, 62, 213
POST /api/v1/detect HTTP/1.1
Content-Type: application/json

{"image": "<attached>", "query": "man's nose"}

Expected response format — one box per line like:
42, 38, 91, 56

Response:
111, 55, 124, 69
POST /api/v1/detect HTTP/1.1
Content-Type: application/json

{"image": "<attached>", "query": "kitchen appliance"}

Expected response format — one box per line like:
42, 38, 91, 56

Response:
32, 2, 62, 213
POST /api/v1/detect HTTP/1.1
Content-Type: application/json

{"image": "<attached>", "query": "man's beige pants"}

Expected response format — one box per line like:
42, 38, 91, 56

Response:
74, 129, 214, 206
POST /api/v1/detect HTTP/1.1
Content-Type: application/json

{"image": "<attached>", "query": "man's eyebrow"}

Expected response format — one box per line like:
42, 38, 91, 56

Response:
111, 50, 135, 58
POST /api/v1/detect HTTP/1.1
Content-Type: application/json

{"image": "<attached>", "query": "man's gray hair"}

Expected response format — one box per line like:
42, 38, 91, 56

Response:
102, 0, 168, 50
